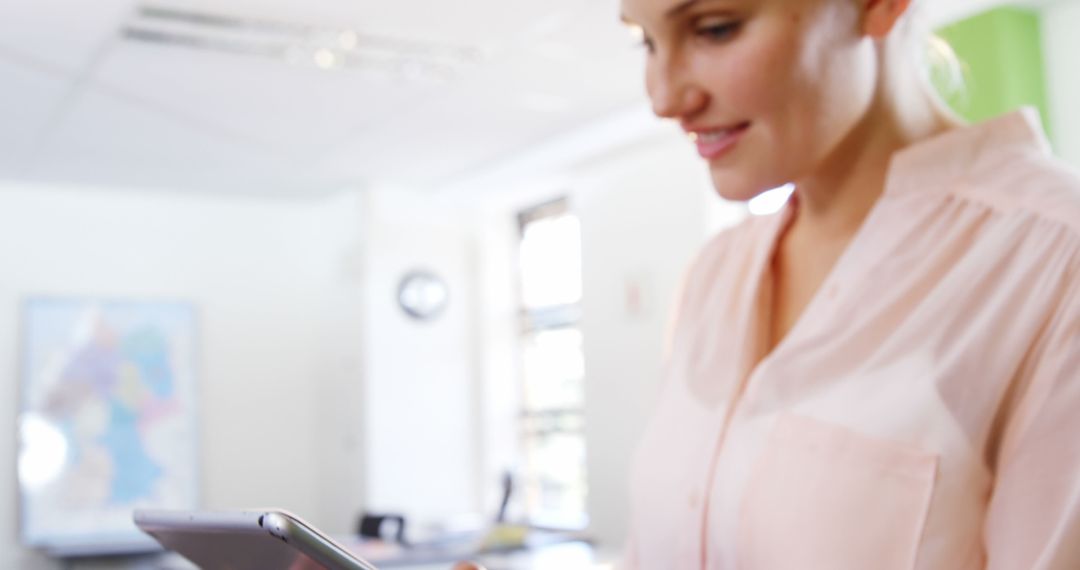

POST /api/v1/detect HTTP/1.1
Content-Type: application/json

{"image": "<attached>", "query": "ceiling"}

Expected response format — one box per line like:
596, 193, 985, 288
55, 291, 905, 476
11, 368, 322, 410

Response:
0, 0, 645, 196
0, 0, 1052, 198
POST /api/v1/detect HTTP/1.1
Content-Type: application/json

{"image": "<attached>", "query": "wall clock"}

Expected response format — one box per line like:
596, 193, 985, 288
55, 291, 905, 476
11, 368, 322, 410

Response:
396, 270, 449, 321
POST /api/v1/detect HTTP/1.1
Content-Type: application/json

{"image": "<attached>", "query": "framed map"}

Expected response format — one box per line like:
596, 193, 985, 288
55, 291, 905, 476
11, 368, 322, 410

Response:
17, 298, 199, 555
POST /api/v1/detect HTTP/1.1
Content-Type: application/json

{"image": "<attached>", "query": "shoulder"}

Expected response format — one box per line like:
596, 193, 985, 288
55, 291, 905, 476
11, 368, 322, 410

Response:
960, 147, 1080, 309
967, 142, 1080, 239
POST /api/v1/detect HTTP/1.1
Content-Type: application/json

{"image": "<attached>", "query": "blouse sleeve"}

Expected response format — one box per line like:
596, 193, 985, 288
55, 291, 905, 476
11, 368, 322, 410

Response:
984, 275, 1080, 569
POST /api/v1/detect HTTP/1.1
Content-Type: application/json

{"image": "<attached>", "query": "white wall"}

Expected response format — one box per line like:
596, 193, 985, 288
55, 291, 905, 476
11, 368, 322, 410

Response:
1042, 0, 1080, 170
358, 188, 482, 528
0, 183, 368, 568
472, 210, 526, 522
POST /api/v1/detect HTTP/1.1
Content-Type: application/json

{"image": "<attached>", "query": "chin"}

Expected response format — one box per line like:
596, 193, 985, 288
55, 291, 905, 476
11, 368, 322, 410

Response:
707, 173, 771, 203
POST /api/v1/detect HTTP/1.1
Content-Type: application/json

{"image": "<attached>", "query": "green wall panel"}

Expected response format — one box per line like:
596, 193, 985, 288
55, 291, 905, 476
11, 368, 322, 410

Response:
936, 7, 1051, 137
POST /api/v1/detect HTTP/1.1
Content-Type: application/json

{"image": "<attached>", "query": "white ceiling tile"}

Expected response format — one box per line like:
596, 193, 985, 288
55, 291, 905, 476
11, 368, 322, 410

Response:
0, 0, 134, 71
91, 42, 434, 156
160, 0, 587, 48
0, 0, 676, 196
318, 81, 636, 188
26, 87, 315, 194
0, 58, 71, 175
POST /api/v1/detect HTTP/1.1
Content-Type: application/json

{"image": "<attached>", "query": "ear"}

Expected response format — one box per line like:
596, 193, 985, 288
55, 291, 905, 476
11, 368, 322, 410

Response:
862, 0, 913, 38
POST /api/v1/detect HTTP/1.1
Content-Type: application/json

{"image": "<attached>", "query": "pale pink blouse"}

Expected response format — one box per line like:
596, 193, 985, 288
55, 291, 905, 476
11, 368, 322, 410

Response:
622, 109, 1080, 570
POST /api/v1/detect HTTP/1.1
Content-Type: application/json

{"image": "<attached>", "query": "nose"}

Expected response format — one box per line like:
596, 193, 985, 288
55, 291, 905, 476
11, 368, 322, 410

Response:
647, 54, 707, 120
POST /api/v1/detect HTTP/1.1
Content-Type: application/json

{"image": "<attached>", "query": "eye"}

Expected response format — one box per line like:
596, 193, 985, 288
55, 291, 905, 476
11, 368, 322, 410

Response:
694, 17, 741, 42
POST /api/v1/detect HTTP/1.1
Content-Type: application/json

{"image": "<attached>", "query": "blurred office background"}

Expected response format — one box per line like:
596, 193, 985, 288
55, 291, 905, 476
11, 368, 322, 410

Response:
1, 0, 1078, 567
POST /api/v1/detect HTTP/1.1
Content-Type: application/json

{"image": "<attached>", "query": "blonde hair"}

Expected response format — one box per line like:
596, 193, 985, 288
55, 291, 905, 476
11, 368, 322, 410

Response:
903, 0, 967, 101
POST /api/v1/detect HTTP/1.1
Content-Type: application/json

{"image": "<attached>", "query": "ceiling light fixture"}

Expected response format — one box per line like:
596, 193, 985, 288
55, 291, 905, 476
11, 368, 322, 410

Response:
313, 48, 337, 70
121, 4, 486, 83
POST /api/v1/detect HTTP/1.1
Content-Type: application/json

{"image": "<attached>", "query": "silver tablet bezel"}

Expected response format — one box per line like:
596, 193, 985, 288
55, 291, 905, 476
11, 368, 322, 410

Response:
134, 509, 378, 570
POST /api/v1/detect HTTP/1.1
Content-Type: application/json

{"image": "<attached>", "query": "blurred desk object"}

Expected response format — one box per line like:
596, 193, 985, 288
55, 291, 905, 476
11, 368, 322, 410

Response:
343, 527, 614, 570
354, 540, 611, 570
477, 540, 613, 570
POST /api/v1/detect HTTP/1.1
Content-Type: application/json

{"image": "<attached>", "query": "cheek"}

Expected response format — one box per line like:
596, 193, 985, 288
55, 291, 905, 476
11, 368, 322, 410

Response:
700, 26, 811, 196
727, 59, 784, 117
691, 22, 805, 117
708, 16, 812, 110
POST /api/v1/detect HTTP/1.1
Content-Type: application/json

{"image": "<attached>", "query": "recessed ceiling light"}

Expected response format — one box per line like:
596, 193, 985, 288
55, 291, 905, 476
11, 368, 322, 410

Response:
338, 30, 359, 51
313, 49, 338, 69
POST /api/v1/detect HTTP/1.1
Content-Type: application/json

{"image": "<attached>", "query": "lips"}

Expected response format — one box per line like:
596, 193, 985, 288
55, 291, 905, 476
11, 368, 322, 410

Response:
687, 122, 751, 160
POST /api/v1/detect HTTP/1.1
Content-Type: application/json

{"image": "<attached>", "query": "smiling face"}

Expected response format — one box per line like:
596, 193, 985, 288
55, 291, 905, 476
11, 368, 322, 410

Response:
621, 0, 886, 201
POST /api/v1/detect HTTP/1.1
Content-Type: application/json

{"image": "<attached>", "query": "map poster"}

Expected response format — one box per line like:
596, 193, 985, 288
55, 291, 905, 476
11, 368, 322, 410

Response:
18, 298, 199, 555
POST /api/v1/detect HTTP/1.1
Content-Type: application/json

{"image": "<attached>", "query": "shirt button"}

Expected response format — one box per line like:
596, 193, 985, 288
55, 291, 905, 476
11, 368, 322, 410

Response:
688, 489, 700, 508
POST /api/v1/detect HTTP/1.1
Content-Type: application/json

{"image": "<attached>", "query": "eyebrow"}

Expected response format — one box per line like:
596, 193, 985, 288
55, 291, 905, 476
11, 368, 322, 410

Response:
620, 0, 703, 25
664, 0, 702, 19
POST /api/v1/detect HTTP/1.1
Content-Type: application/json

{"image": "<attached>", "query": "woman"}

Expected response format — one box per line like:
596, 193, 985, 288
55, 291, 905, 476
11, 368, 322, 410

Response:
618, 0, 1079, 568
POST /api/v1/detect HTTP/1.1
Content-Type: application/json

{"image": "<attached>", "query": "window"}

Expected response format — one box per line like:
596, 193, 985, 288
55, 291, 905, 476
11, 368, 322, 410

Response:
515, 198, 587, 528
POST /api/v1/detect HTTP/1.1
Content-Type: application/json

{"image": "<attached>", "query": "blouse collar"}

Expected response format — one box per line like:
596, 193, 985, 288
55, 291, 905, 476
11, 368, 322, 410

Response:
883, 107, 1052, 197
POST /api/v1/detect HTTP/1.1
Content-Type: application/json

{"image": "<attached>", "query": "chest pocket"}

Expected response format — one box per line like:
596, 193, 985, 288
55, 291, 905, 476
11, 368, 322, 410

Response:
737, 414, 937, 570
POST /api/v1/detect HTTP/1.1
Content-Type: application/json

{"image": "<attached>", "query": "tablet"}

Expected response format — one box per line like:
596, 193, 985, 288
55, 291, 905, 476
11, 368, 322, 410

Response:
134, 509, 379, 570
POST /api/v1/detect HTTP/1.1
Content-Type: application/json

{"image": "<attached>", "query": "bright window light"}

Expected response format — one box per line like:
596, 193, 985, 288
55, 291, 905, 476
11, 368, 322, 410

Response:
748, 184, 795, 216
519, 214, 582, 309
18, 414, 69, 491
516, 200, 587, 528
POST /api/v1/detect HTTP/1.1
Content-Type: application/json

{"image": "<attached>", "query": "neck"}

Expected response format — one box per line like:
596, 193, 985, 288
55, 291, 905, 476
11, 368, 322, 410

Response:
789, 55, 963, 243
